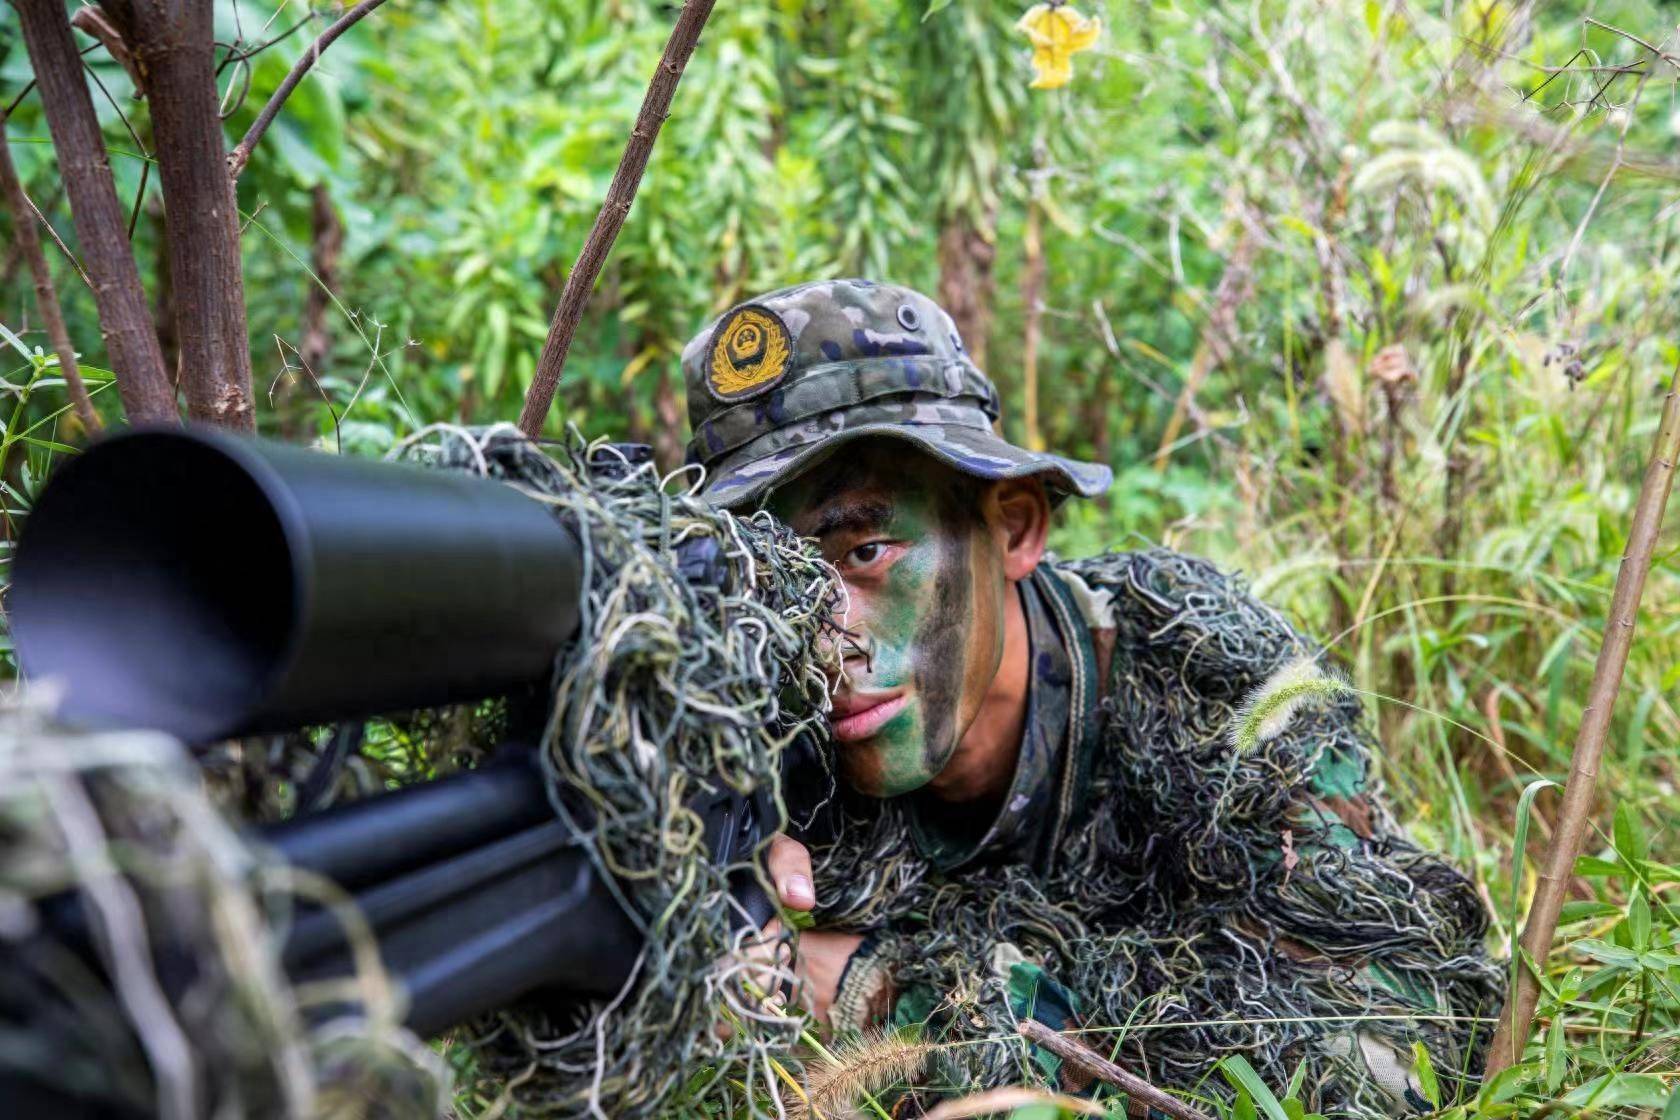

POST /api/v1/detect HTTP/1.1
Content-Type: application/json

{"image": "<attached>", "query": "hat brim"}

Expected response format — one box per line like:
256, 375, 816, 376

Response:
698, 421, 1113, 509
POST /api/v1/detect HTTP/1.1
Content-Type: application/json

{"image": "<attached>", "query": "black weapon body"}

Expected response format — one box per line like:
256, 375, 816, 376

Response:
9, 428, 779, 1039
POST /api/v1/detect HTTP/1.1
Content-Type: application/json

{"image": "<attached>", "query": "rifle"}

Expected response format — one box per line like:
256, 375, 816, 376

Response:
6, 427, 800, 1048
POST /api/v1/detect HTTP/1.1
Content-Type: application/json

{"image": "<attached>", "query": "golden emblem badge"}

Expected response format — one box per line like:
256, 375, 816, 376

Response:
706, 305, 793, 402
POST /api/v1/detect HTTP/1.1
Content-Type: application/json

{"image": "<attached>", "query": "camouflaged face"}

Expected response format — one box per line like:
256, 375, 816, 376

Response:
680, 279, 1113, 507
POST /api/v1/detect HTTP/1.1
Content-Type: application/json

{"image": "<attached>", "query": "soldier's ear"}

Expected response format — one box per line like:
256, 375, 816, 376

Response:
986, 476, 1050, 582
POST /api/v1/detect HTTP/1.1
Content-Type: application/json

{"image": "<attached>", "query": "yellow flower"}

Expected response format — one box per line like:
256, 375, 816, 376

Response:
1016, 3, 1101, 90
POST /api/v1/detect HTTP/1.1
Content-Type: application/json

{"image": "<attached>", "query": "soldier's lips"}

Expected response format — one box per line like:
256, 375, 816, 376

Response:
829, 692, 910, 743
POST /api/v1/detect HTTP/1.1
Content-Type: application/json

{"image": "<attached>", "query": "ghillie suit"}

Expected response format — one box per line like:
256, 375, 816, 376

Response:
811, 549, 1504, 1119
391, 424, 842, 1118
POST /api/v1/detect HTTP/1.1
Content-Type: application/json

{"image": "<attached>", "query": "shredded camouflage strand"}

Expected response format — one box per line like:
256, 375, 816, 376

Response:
810, 550, 1502, 1119
0, 704, 448, 1119
394, 423, 842, 1118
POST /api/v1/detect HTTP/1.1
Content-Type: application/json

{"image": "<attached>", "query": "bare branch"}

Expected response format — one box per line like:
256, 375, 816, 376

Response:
227, 0, 391, 179
0, 121, 101, 431
70, 5, 143, 91
1483, 362, 1680, 1075
11, 0, 177, 424
1018, 1020, 1215, 1120
517, 0, 719, 437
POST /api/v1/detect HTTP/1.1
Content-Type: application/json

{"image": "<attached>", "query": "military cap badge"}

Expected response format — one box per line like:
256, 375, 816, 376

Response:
706, 304, 792, 402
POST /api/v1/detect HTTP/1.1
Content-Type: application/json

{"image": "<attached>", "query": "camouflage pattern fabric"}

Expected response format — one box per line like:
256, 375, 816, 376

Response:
680, 279, 1112, 507
810, 551, 1502, 1118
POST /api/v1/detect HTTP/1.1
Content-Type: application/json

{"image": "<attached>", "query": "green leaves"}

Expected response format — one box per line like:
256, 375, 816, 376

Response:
1218, 1055, 1293, 1120
1409, 1042, 1440, 1110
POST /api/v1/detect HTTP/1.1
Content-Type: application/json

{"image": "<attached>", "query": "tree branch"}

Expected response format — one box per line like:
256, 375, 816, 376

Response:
11, 0, 176, 425
1018, 1020, 1215, 1120
226, 0, 390, 180
0, 121, 101, 431
517, 0, 718, 438
1483, 362, 1680, 1076
111, 0, 255, 430
69, 5, 143, 91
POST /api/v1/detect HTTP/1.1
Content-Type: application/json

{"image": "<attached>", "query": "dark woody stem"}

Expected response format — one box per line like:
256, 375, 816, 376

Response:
517, 0, 718, 437
1018, 1019, 1215, 1120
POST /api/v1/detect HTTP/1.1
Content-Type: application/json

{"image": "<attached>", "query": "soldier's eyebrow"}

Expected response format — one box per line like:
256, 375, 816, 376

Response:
812, 499, 894, 539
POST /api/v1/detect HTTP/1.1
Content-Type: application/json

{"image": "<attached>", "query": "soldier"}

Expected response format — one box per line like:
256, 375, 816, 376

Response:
680, 280, 1500, 1116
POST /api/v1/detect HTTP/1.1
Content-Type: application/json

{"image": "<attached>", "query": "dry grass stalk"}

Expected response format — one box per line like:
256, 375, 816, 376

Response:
924, 1087, 1105, 1118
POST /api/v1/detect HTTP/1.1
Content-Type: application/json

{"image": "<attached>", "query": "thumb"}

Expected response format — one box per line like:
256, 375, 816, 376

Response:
766, 832, 815, 911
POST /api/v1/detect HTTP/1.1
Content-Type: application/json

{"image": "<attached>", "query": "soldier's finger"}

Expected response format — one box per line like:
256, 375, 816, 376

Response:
766, 833, 815, 910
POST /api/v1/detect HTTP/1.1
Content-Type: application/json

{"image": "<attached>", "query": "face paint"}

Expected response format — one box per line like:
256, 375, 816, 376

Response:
771, 444, 1008, 797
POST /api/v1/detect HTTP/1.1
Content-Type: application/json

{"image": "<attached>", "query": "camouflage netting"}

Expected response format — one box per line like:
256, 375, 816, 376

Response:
392, 424, 841, 1118
0, 707, 449, 1119
809, 549, 1504, 1119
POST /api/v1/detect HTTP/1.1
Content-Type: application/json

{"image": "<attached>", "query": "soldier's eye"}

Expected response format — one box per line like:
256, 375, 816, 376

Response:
845, 542, 888, 567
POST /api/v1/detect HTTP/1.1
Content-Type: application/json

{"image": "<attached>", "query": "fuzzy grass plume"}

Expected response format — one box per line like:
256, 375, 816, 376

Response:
793, 1031, 933, 1120
1229, 655, 1353, 755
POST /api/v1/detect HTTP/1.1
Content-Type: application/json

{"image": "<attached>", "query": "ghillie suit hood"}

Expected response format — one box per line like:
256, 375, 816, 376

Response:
808, 548, 1503, 1118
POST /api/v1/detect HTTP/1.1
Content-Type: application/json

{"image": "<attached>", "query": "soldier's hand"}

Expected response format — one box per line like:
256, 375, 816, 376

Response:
758, 833, 864, 1030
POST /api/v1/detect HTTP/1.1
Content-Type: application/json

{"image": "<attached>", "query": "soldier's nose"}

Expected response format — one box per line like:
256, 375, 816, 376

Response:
839, 629, 874, 672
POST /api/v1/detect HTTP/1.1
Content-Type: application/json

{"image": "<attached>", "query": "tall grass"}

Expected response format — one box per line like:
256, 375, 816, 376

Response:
1043, 5, 1680, 1114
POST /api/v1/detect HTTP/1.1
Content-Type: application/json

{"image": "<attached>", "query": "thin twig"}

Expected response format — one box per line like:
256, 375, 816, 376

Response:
516, 0, 719, 437
77, 59, 153, 237
1018, 1019, 1215, 1120
217, 16, 314, 75
21, 189, 94, 291
1484, 362, 1680, 1076
0, 121, 100, 431
227, 0, 390, 178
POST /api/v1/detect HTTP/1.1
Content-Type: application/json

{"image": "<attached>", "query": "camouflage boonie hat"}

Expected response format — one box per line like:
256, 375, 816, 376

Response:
681, 279, 1113, 508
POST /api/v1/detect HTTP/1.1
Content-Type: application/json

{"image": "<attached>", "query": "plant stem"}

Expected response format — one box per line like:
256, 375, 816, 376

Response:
109, 0, 256, 430
227, 0, 392, 179
1018, 1019, 1214, 1120
0, 120, 100, 432
1483, 362, 1680, 1076
517, 0, 718, 438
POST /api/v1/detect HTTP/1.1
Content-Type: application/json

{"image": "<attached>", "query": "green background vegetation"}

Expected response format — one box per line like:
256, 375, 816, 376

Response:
3, 0, 1679, 1115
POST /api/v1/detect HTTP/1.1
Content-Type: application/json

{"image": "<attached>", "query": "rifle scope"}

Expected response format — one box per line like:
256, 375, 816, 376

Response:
9, 427, 583, 742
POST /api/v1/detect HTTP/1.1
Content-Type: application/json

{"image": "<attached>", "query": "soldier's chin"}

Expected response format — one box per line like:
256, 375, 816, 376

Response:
837, 745, 936, 799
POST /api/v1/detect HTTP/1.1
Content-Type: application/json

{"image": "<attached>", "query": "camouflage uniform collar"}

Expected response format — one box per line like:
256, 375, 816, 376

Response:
907, 564, 1099, 872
